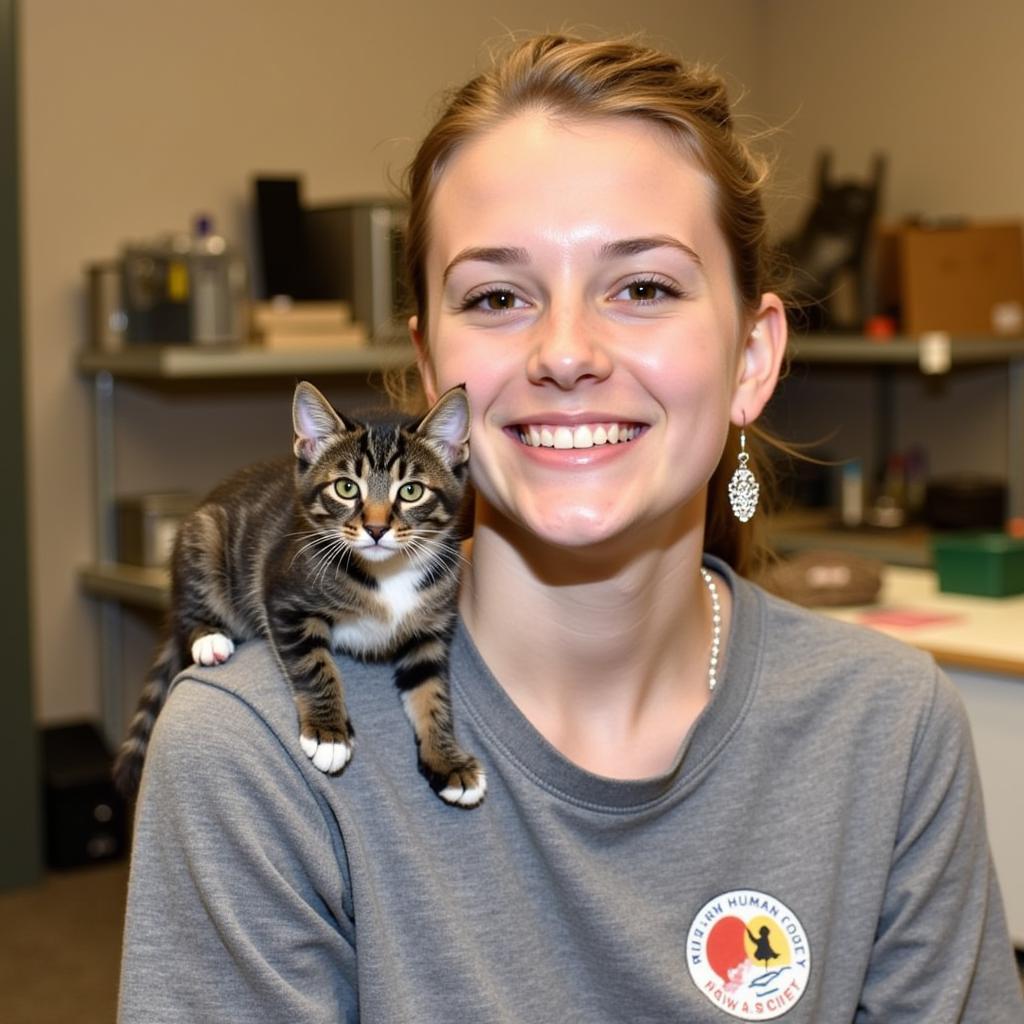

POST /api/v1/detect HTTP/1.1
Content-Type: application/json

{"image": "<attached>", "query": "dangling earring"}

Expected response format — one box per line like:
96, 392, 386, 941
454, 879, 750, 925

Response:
728, 418, 759, 523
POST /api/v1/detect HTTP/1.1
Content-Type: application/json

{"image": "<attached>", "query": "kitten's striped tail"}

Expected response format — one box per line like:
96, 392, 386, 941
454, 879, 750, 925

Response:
112, 636, 183, 797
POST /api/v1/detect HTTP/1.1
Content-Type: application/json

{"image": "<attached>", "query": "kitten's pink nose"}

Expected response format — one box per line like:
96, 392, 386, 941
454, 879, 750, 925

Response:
365, 525, 388, 543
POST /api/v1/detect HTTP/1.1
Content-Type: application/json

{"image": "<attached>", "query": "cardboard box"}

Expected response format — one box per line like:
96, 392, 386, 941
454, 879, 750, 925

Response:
876, 221, 1024, 336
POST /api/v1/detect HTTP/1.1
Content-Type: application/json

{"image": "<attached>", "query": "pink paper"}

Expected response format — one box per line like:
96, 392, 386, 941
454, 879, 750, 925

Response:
858, 608, 964, 629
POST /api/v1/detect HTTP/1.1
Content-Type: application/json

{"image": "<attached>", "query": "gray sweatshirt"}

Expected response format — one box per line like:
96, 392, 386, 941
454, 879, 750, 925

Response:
118, 560, 1024, 1022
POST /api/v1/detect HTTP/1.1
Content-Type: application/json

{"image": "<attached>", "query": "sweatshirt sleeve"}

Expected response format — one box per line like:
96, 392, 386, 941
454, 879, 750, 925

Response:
857, 666, 1023, 1022
118, 676, 358, 1023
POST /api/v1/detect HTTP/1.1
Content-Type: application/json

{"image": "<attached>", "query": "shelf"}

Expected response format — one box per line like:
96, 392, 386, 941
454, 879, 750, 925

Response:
789, 333, 1024, 368
76, 341, 415, 381
765, 510, 932, 568
79, 563, 170, 611
75, 334, 1024, 380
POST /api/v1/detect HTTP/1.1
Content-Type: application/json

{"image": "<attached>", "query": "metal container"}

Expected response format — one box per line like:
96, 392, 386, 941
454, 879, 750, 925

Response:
86, 260, 127, 351
116, 492, 198, 567
304, 200, 408, 342
121, 233, 249, 345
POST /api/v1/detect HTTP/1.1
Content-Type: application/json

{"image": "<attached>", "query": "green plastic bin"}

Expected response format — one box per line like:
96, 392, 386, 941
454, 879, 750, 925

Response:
931, 532, 1024, 598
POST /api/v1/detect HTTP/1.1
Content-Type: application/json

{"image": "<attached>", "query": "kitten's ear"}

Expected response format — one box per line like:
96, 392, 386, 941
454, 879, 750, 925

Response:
415, 384, 470, 467
293, 381, 351, 463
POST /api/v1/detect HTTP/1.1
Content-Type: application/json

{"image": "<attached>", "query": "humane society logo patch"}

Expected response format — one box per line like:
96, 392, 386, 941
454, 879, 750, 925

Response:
686, 889, 810, 1020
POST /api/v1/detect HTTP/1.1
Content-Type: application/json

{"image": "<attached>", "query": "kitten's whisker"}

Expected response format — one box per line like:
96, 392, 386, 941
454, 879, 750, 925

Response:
283, 528, 328, 542
305, 535, 346, 584
403, 538, 465, 585
312, 540, 348, 587
289, 535, 330, 570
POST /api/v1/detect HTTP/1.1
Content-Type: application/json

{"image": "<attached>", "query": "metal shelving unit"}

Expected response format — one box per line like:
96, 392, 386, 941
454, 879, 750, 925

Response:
78, 341, 415, 744
777, 334, 1024, 561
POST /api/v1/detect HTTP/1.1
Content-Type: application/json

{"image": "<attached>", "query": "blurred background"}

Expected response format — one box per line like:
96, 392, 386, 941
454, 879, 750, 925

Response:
2, 1, 1023, 1018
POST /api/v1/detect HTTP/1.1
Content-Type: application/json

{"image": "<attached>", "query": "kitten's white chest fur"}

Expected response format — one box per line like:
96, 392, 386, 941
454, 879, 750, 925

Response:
331, 557, 423, 657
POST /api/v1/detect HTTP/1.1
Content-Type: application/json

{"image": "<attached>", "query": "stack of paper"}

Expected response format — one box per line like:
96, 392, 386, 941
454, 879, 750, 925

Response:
252, 300, 367, 350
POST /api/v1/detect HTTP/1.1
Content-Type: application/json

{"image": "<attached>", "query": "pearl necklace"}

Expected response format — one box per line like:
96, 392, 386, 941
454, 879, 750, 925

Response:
699, 567, 722, 691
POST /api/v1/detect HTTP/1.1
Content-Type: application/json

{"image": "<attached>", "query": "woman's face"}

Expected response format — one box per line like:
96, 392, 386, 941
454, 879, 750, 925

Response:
414, 111, 782, 552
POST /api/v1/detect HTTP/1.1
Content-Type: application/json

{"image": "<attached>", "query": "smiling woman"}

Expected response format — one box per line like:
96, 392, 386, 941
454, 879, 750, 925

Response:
414, 112, 783, 562
119, 33, 1024, 1024
403, 36, 785, 576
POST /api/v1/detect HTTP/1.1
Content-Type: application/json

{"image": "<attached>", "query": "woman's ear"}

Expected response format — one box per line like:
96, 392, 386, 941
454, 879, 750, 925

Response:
409, 314, 439, 405
730, 293, 787, 426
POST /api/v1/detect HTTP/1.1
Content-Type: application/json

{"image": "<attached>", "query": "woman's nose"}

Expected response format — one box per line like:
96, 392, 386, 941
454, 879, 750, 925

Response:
525, 303, 613, 390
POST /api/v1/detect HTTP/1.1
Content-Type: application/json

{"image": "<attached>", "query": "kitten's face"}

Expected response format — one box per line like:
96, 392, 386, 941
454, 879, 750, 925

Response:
292, 383, 470, 566
304, 427, 461, 562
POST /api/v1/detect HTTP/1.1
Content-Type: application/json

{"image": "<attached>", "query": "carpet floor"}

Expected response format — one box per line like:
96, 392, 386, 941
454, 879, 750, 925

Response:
0, 858, 128, 1024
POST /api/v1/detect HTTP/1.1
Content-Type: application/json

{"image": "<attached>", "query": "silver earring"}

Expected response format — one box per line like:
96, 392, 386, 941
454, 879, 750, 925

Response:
728, 420, 759, 523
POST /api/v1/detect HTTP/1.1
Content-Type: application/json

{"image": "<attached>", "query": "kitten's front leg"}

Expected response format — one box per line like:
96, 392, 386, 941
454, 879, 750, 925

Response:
183, 617, 237, 667
269, 607, 354, 774
191, 632, 235, 666
394, 634, 486, 808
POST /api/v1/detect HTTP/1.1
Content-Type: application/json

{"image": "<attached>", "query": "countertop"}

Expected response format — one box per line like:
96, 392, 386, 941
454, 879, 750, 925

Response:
822, 566, 1024, 678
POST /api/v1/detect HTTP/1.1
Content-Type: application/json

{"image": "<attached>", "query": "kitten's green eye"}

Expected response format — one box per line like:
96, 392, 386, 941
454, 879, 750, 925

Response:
399, 482, 425, 503
334, 478, 360, 500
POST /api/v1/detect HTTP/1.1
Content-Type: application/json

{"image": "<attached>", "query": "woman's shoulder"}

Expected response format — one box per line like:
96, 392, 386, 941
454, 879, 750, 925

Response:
737, 578, 975, 781
165, 638, 300, 742
759, 581, 934, 668
152, 639, 398, 796
742, 575, 944, 713
165, 638, 395, 732
150, 641, 315, 797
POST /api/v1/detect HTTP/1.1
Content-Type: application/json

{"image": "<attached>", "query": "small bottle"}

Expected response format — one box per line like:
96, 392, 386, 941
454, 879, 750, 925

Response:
189, 214, 244, 344
841, 460, 864, 528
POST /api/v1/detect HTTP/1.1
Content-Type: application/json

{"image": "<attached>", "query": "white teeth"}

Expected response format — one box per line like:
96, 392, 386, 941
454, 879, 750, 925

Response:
553, 426, 573, 449
516, 422, 641, 449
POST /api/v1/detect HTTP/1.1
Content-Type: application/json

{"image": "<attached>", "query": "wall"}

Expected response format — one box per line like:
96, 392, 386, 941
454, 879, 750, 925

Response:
19, 1, 763, 724
756, 0, 1020, 494
758, 0, 1024, 234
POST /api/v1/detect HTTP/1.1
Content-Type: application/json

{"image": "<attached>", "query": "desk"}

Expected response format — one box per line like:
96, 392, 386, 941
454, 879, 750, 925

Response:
821, 568, 1024, 945
824, 566, 1024, 677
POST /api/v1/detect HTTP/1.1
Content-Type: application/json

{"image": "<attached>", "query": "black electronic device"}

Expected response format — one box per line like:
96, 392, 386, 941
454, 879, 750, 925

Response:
253, 176, 311, 300
41, 722, 127, 870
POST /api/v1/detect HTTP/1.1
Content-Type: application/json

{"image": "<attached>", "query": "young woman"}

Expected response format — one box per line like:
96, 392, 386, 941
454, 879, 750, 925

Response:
119, 35, 1023, 1022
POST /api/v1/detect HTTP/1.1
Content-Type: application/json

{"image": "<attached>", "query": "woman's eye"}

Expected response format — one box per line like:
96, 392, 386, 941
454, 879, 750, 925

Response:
613, 277, 683, 305
334, 478, 360, 500
461, 288, 527, 313
399, 482, 425, 502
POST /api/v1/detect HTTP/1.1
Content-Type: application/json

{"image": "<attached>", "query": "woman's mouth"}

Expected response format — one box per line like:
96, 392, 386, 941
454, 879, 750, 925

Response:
510, 422, 647, 449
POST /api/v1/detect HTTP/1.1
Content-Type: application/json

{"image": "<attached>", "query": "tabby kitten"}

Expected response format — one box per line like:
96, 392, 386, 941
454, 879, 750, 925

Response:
113, 381, 485, 808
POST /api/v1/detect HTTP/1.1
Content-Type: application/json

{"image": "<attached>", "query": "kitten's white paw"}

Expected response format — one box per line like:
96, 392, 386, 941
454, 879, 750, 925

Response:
192, 633, 235, 666
300, 734, 352, 774
440, 770, 487, 808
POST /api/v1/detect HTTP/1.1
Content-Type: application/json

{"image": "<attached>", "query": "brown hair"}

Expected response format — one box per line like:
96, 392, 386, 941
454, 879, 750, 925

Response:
399, 32, 785, 575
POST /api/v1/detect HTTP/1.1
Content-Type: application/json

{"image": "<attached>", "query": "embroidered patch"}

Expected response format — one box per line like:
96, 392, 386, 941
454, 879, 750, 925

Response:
686, 889, 811, 1020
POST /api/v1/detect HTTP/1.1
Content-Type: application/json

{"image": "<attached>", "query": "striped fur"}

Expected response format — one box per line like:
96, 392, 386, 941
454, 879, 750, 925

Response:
112, 383, 485, 808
